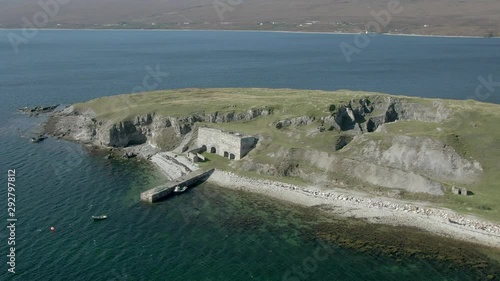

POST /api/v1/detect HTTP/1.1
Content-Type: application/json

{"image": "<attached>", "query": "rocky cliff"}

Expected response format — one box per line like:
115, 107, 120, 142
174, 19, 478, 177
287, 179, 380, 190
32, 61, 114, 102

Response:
45, 105, 273, 150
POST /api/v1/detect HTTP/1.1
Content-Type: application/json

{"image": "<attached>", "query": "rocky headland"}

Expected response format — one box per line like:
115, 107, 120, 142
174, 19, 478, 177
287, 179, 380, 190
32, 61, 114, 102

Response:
42, 88, 500, 247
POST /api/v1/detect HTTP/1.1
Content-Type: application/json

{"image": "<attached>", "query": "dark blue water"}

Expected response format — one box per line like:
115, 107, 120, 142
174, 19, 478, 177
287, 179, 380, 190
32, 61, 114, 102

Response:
1, 30, 499, 280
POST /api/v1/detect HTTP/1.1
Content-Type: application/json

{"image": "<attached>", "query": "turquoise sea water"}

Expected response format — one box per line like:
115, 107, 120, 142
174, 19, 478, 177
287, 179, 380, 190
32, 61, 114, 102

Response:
1, 30, 499, 280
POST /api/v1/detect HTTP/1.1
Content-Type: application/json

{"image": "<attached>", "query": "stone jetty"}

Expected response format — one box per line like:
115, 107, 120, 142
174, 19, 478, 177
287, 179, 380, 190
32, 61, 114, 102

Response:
140, 168, 214, 203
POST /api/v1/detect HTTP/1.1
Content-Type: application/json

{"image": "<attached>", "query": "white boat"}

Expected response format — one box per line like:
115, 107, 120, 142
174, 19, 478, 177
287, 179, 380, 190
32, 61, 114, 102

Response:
174, 186, 188, 193
92, 215, 108, 221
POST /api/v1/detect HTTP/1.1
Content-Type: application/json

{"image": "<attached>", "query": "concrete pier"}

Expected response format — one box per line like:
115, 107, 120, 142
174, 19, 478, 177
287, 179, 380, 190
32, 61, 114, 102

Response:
140, 169, 214, 203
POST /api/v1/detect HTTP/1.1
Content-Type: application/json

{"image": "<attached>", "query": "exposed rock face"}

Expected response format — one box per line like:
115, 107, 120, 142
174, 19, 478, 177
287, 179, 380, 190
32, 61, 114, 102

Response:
43, 106, 97, 143
276, 116, 315, 129
243, 148, 444, 195
133, 114, 153, 126
335, 106, 361, 132
321, 98, 372, 133
109, 121, 147, 147
342, 135, 483, 184
334, 135, 353, 151
45, 106, 273, 148
122, 152, 137, 159
199, 108, 273, 123
346, 159, 446, 195
320, 97, 451, 134
366, 116, 385, 133
239, 132, 482, 196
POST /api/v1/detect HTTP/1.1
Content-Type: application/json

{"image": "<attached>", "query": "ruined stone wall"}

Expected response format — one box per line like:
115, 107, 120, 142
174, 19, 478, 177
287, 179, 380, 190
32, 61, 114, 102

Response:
197, 127, 243, 159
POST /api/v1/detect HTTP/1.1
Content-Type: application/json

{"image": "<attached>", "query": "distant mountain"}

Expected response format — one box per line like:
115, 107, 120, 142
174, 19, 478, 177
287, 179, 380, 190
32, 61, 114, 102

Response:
1, 0, 499, 36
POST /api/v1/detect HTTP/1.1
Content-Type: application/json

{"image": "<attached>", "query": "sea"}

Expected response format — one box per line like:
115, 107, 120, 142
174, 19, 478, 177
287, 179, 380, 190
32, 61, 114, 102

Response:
0, 30, 499, 281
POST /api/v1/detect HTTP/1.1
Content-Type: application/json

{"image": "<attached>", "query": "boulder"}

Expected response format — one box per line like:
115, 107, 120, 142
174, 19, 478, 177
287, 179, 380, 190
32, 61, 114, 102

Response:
122, 152, 137, 159
31, 135, 48, 143
276, 116, 315, 129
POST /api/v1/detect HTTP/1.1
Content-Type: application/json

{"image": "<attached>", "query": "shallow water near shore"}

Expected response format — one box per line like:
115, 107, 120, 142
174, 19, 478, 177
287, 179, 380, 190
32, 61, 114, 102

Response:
1, 29, 500, 280
1, 113, 499, 280
1, 135, 499, 280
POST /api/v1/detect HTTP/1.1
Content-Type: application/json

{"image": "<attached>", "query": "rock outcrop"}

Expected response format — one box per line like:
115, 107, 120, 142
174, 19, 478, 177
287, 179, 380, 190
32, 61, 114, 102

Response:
45, 106, 273, 149
238, 132, 482, 196
276, 116, 315, 129
320, 97, 451, 134
342, 135, 483, 184
18, 104, 59, 116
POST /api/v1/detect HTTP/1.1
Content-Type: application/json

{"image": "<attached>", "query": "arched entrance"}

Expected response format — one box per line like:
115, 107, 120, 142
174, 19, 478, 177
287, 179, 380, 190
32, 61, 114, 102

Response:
210, 147, 216, 153
229, 153, 236, 160
224, 151, 229, 158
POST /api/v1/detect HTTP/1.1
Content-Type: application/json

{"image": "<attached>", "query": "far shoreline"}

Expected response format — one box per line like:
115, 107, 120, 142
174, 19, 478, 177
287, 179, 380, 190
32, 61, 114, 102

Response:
1, 27, 498, 39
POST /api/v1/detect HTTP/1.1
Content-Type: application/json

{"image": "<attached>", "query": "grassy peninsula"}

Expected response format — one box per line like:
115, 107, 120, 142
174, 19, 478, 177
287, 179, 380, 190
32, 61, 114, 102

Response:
50, 88, 500, 222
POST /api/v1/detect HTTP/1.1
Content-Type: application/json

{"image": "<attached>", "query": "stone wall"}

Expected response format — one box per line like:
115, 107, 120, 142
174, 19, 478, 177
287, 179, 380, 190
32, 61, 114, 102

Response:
197, 127, 256, 160
452, 186, 469, 196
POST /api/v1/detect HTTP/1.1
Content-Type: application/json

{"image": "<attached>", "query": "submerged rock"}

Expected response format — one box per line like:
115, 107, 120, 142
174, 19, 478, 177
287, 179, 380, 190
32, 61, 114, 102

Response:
18, 104, 59, 116
31, 135, 48, 143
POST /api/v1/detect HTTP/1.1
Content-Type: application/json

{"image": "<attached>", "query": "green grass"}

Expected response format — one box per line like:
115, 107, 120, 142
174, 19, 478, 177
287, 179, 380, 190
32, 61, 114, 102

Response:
440, 107, 500, 221
197, 151, 310, 187
75, 88, 500, 222
74, 88, 426, 122
357, 105, 500, 221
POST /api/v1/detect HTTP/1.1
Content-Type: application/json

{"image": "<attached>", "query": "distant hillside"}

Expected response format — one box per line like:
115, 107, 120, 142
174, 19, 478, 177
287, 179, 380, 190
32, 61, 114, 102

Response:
1, 0, 499, 36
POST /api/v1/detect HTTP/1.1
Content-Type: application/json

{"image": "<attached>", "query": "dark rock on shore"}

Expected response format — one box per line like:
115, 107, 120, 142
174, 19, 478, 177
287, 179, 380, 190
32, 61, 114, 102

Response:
18, 104, 59, 116
122, 152, 137, 159
31, 134, 48, 143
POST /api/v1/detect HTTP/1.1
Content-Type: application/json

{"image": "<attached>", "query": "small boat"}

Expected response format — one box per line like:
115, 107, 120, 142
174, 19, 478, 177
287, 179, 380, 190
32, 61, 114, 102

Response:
174, 185, 188, 193
31, 136, 47, 143
92, 215, 108, 221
